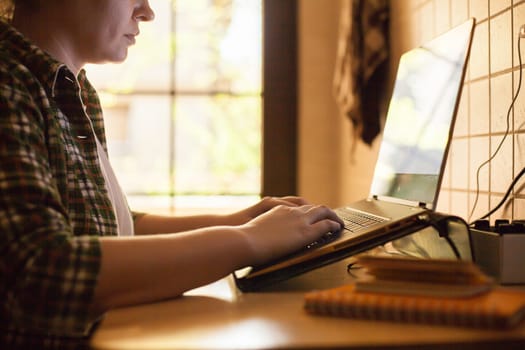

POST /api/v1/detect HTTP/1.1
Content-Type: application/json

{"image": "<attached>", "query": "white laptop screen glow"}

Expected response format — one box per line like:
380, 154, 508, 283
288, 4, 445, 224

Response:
370, 20, 473, 208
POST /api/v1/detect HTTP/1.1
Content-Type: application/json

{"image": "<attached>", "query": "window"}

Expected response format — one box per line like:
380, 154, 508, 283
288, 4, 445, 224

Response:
86, 0, 263, 214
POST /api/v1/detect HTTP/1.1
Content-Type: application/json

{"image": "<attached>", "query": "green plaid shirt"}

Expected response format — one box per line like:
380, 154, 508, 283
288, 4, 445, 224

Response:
0, 21, 124, 348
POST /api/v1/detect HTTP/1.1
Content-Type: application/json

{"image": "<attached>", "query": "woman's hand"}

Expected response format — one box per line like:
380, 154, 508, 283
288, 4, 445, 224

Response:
239, 204, 344, 266
228, 196, 311, 225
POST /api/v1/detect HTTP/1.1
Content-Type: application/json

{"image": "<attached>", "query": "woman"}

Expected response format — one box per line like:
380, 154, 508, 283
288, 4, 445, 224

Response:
0, 0, 343, 348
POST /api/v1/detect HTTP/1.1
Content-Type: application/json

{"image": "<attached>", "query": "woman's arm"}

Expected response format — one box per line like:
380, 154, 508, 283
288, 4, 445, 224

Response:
133, 196, 311, 235
93, 204, 343, 313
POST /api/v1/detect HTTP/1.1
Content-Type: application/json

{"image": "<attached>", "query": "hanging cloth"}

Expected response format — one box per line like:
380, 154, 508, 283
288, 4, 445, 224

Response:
333, 0, 389, 147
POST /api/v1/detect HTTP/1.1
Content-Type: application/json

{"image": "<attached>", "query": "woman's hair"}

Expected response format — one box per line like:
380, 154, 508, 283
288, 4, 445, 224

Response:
0, 0, 14, 20
0, 0, 41, 21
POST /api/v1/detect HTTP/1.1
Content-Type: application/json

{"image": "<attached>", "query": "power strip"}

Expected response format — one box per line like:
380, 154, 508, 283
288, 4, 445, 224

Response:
470, 220, 525, 284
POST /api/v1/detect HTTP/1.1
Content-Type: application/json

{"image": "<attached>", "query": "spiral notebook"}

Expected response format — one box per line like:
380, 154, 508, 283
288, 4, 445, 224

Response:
304, 255, 525, 329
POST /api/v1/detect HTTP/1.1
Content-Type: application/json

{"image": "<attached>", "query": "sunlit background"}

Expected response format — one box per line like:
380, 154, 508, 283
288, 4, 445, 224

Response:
85, 0, 262, 215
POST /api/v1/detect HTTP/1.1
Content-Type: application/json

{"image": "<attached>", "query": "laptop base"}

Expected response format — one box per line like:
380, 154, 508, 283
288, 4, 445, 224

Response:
233, 211, 472, 292
234, 216, 430, 292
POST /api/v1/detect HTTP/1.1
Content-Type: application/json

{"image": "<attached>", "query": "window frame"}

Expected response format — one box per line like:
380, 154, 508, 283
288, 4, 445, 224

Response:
262, 0, 298, 197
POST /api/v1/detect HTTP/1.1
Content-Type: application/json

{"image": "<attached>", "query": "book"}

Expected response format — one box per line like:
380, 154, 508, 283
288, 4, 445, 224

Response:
354, 279, 492, 298
353, 255, 494, 298
304, 284, 525, 329
304, 255, 525, 329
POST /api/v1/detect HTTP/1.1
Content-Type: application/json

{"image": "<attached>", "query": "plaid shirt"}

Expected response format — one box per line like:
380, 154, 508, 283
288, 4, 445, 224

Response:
0, 21, 124, 349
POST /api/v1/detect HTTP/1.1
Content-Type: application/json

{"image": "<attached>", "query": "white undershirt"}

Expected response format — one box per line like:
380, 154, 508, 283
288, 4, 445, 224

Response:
95, 137, 134, 236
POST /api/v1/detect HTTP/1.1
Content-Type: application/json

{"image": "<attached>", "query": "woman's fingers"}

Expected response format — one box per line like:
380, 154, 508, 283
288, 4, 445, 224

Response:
303, 205, 344, 229
309, 218, 344, 236
260, 196, 310, 208
241, 203, 344, 266
279, 196, 311, 206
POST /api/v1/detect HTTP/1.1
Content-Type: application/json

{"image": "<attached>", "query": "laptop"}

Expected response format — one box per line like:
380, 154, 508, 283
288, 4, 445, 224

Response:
235, 18, 476, 291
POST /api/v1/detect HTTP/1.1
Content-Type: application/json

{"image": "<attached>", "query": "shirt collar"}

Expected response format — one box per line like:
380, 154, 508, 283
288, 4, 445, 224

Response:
0, 20, 75, 97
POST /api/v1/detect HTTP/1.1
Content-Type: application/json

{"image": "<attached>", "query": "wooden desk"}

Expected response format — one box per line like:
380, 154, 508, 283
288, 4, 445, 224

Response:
90, 258, 525, 350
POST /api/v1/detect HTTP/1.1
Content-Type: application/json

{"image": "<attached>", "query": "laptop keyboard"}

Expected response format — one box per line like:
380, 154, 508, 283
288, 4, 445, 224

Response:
303, 209, 388, 251
337, 208, 388, 233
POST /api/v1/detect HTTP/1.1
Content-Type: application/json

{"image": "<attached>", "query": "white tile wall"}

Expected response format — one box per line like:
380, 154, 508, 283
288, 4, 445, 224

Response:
469, 79, 490, 135
490, 0, 512, 15
490, 72, 513, 133
470, 0, 488, 21
450, 138, 469, 190
490, 135, 513, 193
391, 0, 524, 222
469, 136, 490, 192
441, 153, 452, 188
513, 3, 525, 68
515, 67, 525, 132
451, 191, 470, 219
515, 197, 525, 218
490, 11, 512, 73
419, 2, 435, 43
469, 193, 490, 222
451, 0, 469, 26
490, 194, 513, 220
469, 21, 489, 80
515, 132, 525, 189
435, 189, 450, 212
434, 0, 451, 34
454, 85, 470, 137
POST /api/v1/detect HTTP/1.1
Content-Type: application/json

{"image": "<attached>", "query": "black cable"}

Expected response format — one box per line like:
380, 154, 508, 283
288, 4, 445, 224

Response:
443, 235, 461, 259
428, 214, 468, 260
470, 166, 525, 223
469, 35, 523, 222
416, 212, 467, 260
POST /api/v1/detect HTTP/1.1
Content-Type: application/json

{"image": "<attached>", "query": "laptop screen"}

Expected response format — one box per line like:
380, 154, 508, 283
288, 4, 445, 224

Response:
370, 19, 474, 209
